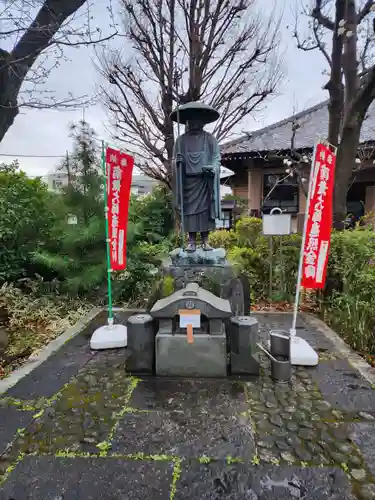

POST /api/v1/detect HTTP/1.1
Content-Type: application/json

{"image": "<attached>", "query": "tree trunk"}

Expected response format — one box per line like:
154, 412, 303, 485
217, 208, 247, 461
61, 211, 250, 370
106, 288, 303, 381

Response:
0, 0, 87, 144
326, 0, 346, 147
0, 50, 19, 143
333, 124, 360, 229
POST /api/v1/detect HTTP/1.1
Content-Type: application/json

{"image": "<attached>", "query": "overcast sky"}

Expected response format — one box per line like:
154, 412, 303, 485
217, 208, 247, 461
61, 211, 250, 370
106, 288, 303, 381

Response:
0, 0, 327, 177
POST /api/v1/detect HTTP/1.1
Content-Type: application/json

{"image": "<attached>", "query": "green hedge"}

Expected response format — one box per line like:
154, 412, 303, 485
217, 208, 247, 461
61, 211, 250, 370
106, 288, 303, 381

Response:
209, 217, 375, 354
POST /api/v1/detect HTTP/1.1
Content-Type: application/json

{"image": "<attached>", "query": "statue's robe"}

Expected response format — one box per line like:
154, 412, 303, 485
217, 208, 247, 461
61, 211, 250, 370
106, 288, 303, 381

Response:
172, 130, 221, 233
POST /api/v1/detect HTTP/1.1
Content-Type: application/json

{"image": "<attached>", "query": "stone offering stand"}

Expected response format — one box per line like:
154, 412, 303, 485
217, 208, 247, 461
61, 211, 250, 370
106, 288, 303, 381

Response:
126, 246, 287, 380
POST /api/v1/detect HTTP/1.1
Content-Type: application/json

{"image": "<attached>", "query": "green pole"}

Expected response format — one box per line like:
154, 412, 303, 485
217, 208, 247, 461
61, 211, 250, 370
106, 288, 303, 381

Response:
101, 141, 113, 326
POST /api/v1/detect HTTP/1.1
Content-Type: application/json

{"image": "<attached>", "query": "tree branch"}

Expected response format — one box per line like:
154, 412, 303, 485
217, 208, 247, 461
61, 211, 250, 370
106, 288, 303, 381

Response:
99, 0, 282, 185
311, 0, 335, 30
357, 0, 375, 24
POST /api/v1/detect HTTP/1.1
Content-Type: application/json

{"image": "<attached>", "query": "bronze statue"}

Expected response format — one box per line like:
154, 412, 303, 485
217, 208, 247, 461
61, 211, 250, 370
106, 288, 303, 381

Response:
170, 102, 221, 252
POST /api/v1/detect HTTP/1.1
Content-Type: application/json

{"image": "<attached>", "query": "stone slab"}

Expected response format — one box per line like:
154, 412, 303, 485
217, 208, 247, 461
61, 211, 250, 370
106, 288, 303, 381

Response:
0, 456, 172, 500
155, 333, 227, 377
0, 406, 34, 454
349, 422, 375, 476
309, 359, 375, 412
130, 379, 247, 413
253, 313, 337, 353
174, 462, 356, 499
4, 337, 94, 400
112, 410, 255, 459
14, 356, 133, 455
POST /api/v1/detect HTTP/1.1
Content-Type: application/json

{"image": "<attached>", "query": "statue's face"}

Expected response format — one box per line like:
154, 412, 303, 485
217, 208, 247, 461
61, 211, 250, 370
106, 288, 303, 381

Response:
187, 119, 204, 132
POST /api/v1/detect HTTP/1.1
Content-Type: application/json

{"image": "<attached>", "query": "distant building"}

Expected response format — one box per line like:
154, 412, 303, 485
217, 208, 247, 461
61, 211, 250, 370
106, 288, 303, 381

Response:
42, 172, 69, 192
131, 175, 159, 196
220, 99, 375, 232
42, 172, 159, 196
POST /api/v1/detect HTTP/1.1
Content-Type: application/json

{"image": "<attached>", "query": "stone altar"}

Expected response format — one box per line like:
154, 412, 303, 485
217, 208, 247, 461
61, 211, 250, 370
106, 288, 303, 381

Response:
150, 283, 230, 377
126, 281, 259, 377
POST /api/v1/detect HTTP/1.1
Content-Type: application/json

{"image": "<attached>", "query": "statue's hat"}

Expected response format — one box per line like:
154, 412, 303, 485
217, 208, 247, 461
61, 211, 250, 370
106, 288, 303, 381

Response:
170, 101, 220, 125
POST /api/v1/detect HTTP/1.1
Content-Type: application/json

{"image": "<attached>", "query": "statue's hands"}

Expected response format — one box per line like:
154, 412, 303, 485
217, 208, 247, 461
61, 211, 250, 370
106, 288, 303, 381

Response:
203, 165, 215, 176
175, 153, 184, 165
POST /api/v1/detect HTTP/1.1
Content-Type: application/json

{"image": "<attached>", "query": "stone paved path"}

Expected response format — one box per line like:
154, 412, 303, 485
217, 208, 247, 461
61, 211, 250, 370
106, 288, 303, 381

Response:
0, 312, 375, 499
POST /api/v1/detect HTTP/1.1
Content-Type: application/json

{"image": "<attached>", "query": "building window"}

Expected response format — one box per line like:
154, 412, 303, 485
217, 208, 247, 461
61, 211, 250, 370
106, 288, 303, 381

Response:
216, 210, 232, 229
52, 179, 63, 190
262, 174, 299, 214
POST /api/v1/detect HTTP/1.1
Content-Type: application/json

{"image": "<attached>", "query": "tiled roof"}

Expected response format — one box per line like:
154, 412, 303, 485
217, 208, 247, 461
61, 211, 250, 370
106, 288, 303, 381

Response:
220, 100, 375, 156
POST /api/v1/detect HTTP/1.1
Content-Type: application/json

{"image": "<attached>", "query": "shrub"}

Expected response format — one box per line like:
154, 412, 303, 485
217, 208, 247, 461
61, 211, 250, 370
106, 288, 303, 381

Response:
0, 162, 57, 283
321, 229, 375, 353
208, 230, 237, 249
227, 246, 269, 302
235, 216, 263, 246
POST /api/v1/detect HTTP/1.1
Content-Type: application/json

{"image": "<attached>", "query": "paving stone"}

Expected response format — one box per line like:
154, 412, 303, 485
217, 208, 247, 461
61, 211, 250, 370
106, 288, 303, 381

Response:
358, 483, 375, 500
0, 456, 172, 499
294, 445, 312, 461
315, 400, 332, 411
286, 421, 299, 432
0, 406, 34, 455
12, 368, 134, 455
310, 359, 375, 413
269, 414, 283, 427
174, 462, 356, 499
129, 378, 247, 413
358, 412, 375, 421
257, 440, 274, 449
349, 422, 375, 476
4, 336, 94, 400
351, 468, 366, 481
112, 410, 255, 459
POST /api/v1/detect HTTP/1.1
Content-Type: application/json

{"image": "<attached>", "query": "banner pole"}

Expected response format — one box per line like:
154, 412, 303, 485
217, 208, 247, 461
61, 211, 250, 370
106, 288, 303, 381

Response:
291, 143, 319, 336
101, 141, 113, 326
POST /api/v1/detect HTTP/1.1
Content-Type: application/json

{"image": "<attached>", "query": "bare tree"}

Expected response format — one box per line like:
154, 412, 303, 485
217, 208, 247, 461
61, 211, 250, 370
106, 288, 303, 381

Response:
0, 0, 117, 144
293, 0, 375, 229
99, 0, 282, 187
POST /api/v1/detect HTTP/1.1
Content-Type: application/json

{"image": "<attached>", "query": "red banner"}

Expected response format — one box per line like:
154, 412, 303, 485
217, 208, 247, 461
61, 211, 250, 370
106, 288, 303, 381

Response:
106, 147, 134, 271
301, 142, 336, 289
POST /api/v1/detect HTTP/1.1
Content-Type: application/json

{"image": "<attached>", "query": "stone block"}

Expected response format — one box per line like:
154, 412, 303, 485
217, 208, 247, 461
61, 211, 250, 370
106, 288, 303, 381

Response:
229, 316, 260, 375
162, 261, 234, 295
126, 313, 155, 374
155, 332, 227, 377
169, 247, 226, 265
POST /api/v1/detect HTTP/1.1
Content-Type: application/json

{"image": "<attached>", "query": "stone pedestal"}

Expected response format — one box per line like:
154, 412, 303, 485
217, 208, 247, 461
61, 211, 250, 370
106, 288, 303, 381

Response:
155, 332, 227, 377
229, 316, 260, 375
163, 247, 234, 297
126, 314, 155, 374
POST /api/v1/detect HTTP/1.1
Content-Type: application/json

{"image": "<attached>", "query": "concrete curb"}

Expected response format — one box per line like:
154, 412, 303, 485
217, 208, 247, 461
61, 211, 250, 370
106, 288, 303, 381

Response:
301, 312, 375, 386
0, 307, 102, 395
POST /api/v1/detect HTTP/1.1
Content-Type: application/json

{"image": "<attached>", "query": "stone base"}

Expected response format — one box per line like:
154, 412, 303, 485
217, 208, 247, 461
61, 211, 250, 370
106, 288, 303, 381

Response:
155, 332, 227, 377
163, 262, 234, 297
169, 247, 226, 266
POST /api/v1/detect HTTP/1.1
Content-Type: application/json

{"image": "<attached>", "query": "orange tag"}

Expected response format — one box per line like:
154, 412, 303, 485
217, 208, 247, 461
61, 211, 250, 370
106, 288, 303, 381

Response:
178, 309, 200, 344
186, 324, 194, 344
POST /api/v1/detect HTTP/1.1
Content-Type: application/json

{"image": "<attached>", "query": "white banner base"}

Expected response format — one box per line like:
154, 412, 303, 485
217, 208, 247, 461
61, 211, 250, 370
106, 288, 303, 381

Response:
90, 324, 127, 350
289, 336, 319, 366
266, 335, 319, 367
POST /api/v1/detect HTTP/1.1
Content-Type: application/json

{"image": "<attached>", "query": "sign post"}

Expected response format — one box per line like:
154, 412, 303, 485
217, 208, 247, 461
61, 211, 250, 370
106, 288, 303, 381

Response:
90, 142, 134, 350
290, 140, 337, 365
262, 207, 292, 299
